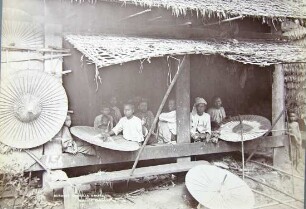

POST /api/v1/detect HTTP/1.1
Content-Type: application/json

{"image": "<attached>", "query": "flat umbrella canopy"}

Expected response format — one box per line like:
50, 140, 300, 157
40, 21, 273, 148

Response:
70, 126, 140, 152
0, 70, 68, 149
219, 115, 271, 142
185, 165, 255, 209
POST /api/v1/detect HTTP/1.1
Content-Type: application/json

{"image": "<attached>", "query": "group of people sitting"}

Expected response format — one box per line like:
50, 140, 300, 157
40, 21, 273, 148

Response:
93, 96, 226, 145
158, 96, 226, 144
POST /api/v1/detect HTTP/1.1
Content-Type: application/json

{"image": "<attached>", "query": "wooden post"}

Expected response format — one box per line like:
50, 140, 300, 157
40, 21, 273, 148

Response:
42, 0, 67, 192
272, 65, 290, 168
176, 55, 191, 162
63, 186, 80, 209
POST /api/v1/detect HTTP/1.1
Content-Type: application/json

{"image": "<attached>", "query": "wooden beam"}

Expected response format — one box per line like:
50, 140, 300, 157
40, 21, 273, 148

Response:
46, 161, 210, 192
176, 55, 191, 162
27, 135, 286, 172
272, 65, 290, 168
74, 23, 286, 41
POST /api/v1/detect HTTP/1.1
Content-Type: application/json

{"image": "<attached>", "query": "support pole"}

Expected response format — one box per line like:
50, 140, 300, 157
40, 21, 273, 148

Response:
272, 65, 290, 169
176, 55, 191, 163
130, 56, 186, 176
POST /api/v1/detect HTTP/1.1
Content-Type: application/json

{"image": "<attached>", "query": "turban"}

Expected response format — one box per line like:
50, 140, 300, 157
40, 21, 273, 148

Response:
192, 97, 207, 115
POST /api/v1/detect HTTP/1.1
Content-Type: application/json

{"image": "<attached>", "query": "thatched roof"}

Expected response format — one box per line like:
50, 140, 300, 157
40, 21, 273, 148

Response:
116, 0, 306, 19
66, 34, 306, 68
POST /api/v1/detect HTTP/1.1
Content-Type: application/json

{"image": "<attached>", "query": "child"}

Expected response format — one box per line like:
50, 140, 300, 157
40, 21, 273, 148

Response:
135, 99, 154, 130
207, 96, 226, 130
94, 105, 114, 130
110, 96, 122, 125
108, 103, 145, 143
287, 112, 302, 168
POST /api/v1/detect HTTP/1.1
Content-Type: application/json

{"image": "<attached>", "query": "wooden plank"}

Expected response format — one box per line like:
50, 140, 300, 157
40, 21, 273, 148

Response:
272, 64, 290, 168
176, 55, 191, 162
46, 160, 210, 191
27, 135, 285, 171
63, 186, 80, 209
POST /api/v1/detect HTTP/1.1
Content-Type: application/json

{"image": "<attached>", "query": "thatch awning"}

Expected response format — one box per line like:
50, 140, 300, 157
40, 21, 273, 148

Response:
66, 34, 306, 68
116, 0, 306, 19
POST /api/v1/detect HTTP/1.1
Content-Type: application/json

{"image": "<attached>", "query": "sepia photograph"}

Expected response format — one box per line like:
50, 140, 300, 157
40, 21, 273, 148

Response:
0, 0, 305, 208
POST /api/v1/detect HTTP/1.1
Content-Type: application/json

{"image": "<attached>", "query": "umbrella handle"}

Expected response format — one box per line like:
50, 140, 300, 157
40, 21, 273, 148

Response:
221, 174, 228, 185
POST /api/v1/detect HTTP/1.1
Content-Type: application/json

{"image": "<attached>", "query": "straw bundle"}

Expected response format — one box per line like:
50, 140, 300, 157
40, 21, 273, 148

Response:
118, 0, 306, 19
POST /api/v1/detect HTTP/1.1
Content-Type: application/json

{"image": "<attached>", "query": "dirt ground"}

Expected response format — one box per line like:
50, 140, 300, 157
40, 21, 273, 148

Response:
0, 154, 304, 209
77, 154, 305, 209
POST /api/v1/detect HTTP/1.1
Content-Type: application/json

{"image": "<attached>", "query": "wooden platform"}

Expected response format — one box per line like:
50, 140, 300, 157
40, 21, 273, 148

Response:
27, 135, 286, 172
46, 160, 210, 191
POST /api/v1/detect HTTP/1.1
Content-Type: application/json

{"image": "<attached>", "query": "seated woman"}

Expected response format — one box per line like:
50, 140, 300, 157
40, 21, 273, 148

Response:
94, 105, 114, 130
207, 96, 226, 130
135, 99, 154, 130
157, 99, 177, 144
190, 97, 211, 142
107, 103, 146, 143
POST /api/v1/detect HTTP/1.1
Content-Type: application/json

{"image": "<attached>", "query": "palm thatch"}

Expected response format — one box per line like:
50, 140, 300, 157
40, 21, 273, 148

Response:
117, 0, 306, 19
66, 34, 306, 69
282, 20, 306, 116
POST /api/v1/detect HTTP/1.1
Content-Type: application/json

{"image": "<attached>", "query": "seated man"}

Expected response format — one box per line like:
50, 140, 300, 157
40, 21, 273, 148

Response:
135, 99, 154, 130
110, 96, 122, 125
157, 99, 177, 144
207, 96, 226, 130
94, 105, 114, 130
107, 103, 145, 143
190, 97, 211, 141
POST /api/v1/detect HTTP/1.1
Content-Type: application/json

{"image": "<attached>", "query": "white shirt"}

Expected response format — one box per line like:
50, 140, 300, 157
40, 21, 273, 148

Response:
112, 116, 144, 142
190, 112, 211, 135
159, 110, 177, 135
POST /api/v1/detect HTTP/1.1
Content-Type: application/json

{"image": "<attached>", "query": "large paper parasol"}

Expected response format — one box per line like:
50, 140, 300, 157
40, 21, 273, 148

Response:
0, 70, 68, 149
219, 115, 271, 142
185, 165, 255, 209
70, 126, 140, 151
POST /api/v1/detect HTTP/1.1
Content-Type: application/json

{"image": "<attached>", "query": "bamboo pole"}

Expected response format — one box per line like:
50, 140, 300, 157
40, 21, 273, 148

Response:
239, 115, 245, 180
244, 174, 303, 203
203, 15, 244, 26
129, 55, 186, 176
246, 80, 306, 162
24, 150, 50, 173
120, 9, 151, 21
248, 160, 304, 180
1, 45, 70, 53
252, 189, 300, 209
253, 200, 296, 209
1, 54, 71, 63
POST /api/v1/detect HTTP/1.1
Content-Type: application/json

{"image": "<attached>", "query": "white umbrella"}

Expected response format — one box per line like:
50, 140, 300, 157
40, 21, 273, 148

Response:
185, 165, 255, 209
0, 70, 68, 149
70, 126, 140, 151
219, 115, 271, 142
